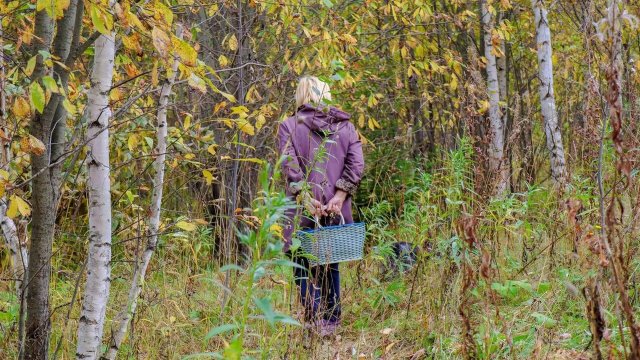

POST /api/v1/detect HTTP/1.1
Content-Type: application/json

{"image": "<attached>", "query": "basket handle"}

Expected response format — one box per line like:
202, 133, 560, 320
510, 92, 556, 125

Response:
312, 213, 345, 228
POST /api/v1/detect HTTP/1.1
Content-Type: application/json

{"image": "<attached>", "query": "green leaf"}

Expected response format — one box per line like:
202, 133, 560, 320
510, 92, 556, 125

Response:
253, 297, 276, 326
90, 4, 109, 35
322, 0, 333, 8
531, 312, 557, 328
219, 264, 244, 273
24, 56, 37, 77
30, 82, 45, 113
36, 0, 55, 17
223, 338, 242, 360
205, 324, 238, 340
275, 315, 301, 326
42, 76, 59, 93
272, 259, 307, 271
176, 221, 197, 231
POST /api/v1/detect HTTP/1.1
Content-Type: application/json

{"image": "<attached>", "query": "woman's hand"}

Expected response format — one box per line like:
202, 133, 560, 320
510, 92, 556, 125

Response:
300, 191, 327, 217
325, 190, 348, 214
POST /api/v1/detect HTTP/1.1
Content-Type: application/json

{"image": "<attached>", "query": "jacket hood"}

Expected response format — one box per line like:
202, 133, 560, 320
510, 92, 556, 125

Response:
295, 103, 351, 134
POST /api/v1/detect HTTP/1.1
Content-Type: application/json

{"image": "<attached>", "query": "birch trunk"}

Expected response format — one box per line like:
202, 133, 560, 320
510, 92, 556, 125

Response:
1, 202, 27, 294
75, 30, 116, 359
103, 25, 182, 360
532, 0, 567, 184
496, 37, 510, 191
481, 0, 508, 195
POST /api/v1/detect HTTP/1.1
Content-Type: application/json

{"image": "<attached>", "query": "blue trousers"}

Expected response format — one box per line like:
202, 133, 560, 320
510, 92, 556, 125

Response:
289, 253, 341, 323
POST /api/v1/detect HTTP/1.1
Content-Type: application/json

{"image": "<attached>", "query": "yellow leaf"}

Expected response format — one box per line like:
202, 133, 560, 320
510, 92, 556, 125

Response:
176, 220, 197, 231
0, 169, 9, 180
234, 158, 264, 164
128, 134, 138, 151
20, 27, 33, 45
255, 114, 266, 130
449, 76, 458, 92
0, 183, 5, 198
151, 27, 171, 58
122, 33, 142, 54
15, 195, 30, 217
172, 36, 197, 67
218, 55, 229, 68
126, 11, 145, 31
236, 119, 255, 135
214, 101, 227, 113
269, 224, 283, 237
478, 100, 490, 114
12, 97, 31, 118
36, 0, 55, 17
153, 1, 173, 27
222, 119, 233, 128
207, 144, 217, 156
8, 195, 30, 218
202, 169, 214, 185
62, 98, 76, 115
6, 195, 19, 218
183, 114, 192, 130
357, 113, 365, 128
55, 0, 70, 18
207, 3, 218, 16
227, 34, 238, 51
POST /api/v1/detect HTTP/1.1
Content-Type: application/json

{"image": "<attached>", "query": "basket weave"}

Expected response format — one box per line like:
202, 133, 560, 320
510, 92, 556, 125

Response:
296, 216, 365, 265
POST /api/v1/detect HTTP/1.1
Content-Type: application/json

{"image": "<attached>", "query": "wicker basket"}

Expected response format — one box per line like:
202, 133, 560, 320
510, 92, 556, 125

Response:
296, 215, 366, 265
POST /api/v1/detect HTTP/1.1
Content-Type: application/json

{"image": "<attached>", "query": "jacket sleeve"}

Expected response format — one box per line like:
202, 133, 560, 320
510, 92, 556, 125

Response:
277, 121, 304, 195
336, 123, 364, 196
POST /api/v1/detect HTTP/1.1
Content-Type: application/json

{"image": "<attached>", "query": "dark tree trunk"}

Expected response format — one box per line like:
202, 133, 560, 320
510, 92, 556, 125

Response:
24, 1, 82, 357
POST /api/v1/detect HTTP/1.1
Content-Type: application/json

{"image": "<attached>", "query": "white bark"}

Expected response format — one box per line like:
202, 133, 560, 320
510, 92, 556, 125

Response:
482, 0, 508, 195
532, 0, 567, 184
103, 25, 182, 360
1, 202, 27, 295
76, 30, 116, 359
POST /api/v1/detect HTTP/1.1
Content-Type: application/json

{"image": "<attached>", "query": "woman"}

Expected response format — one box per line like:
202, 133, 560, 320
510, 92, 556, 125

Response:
278, 76, 364, 336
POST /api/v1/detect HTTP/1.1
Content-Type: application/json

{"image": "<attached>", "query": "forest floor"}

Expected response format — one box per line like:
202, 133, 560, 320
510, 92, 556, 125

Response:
0, 240, 602, 359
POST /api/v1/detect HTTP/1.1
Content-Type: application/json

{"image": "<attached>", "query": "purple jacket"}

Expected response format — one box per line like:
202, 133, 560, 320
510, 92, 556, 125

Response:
278, 104, 365, 248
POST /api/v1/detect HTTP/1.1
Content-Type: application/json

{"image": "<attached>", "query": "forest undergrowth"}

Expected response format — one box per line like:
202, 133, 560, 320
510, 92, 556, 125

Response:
3, 137, 636, 360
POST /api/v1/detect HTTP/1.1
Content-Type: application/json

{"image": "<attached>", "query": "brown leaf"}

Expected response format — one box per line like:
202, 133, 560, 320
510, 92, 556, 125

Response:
152, 27, 171, 58
20, 135, 46, 156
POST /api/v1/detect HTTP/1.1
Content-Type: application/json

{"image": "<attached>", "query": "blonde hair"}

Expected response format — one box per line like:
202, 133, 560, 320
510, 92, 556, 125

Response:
295, 76, 332, 108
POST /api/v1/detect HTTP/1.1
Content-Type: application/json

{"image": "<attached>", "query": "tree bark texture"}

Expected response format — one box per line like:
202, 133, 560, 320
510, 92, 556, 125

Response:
532, 0, 567, 185
24, 8, 55, 360
481, 0, 508, 195
75, 29, 116, 360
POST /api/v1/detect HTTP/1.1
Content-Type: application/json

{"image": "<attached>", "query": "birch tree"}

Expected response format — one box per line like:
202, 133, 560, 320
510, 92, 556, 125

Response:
103, 25, 182, 360
532, 0, 567, 185
482, 0, 508, 195
75, 25, 116, 360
